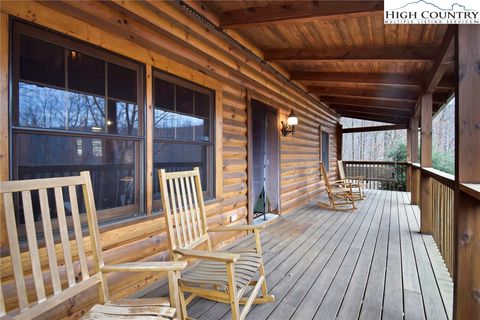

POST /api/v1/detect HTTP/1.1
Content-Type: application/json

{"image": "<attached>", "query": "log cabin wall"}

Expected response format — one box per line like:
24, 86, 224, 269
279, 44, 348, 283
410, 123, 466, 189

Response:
0, 1, 339, 318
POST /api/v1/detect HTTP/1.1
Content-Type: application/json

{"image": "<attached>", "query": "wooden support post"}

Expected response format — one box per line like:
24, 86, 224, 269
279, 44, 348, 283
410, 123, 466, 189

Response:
454, 24, 480, 320
145, 65, 153, 214
406, 124, 412, 192
0, 13, 9, 248
411, 117, 419, 163
336, 123, 343, 180
420, 94, 432, 167
337, 123, 343, 159
410, 117, 420, 204
411, 166, 421, 205
420, 94, 433, 234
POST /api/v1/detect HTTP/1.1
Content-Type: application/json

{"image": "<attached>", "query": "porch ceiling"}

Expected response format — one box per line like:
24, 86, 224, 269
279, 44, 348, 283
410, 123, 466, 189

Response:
198, 0, 456, 124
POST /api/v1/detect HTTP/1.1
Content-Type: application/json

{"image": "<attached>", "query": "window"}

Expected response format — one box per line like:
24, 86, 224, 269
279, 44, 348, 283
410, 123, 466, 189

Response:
152, 71, 215, 207
322, 131, 330, 172
12, 21, 144, 224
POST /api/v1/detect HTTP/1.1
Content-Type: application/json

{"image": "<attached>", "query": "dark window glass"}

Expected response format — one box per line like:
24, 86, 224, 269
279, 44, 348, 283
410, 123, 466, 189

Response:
194, 118, 209, 142
322, 131, 330, 171
154, 109, 176, 139
154, 109, 208, 141
13, 22, 144, 225
108, 62, 137, 102
18, 82, 106, 132
154, 78, 174, 111
107, 100, 138, 135
195, 92, 210, 118
153, 72, 214, 207
153, 142, 208, 199
176, 85, 194, 115
20, 35, 64, 87
14, 133, 136, 221
68, 50, 105, 96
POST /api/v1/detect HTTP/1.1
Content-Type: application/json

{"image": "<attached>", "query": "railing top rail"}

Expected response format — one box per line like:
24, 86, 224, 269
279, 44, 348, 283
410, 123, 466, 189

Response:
421, 167, 455, 189
343, 160, 408, 165
459, 183, 480, 201
409, 162, 421, 168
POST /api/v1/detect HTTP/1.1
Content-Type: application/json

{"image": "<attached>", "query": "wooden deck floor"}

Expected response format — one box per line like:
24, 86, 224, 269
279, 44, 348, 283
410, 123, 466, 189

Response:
146, 190, 453, 320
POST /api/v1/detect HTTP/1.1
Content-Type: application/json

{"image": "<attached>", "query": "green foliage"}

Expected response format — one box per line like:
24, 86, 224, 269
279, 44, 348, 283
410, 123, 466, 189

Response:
383, 142, 455, 191
387, 142, 407, 162
432, 148, 455, 174
386, 142, 407, 191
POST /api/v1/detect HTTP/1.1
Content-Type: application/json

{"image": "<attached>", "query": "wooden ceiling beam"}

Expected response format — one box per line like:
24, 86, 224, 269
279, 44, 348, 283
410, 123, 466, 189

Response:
321, 96, 416, 110
338, 108, 410, 120
310, 86, 419, 101
219, 1, 384, 29
291, 71, 454, 89
423, 25, 455, 93
264, 45, 436, 62
310, 86, 450, 103
330, 104, 413, 117
342, 124, 408, 134
338, 111, 406, 124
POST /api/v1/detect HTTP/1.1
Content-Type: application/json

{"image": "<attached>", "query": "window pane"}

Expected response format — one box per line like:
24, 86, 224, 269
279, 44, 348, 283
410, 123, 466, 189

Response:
68, 50, 105, 96
20, 35, 65, 87
154, 109, 208, 141
107, 100, 139, 135
14, 133, 137, 217
154, 109, 176, 139
108, 62, 137, 102
322, 132, 329, 171
154, 78, 174, 111
195, 92, 211, 118
175, 113, 195, 141
68, 91, 106, 132
195, 118, 210, 142
153, 143, 208, 200
176, 85, 193, 115
18, 82, 106, 132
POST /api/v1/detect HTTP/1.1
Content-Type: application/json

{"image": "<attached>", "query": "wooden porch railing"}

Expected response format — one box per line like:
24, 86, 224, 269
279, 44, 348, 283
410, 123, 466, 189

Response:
343, 161, 408, 191
432, 177, 455, 275
410, 164, 455, 277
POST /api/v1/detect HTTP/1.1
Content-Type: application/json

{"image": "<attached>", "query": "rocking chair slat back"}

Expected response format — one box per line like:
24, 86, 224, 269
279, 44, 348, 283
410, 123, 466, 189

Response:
338, 160, 346, 180
0, 172, 106, 318
320, 162, 333, 196
158, 168, 210, 255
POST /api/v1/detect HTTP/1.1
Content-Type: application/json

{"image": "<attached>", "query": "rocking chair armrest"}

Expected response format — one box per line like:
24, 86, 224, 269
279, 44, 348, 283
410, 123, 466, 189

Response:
174, 249, 239, 263
208, 224, 265, 233
101, 261, 188, 273
347, 176, 364, 181
331, 179, 352, 185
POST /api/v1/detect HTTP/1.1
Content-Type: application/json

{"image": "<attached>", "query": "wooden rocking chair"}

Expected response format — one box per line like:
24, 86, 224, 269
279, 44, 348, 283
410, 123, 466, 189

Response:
0, 172, 186, 320
317, 162, 357, 211
158, 168, 274, 320
338, 160, 365, 200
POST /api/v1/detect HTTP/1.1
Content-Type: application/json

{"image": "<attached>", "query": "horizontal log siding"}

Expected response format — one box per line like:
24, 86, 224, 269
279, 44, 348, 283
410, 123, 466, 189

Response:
0, 1, 339, 318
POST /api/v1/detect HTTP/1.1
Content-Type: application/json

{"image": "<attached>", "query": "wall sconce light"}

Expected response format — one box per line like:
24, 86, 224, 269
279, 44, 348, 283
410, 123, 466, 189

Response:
281, 109, 298, 137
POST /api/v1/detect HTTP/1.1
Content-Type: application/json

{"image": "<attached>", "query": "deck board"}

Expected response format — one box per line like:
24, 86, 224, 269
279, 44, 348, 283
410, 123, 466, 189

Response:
144, 190, 452, 320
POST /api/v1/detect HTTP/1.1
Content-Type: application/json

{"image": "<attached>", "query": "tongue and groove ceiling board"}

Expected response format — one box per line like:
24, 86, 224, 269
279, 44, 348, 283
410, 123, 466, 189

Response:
196, 0, 455, 124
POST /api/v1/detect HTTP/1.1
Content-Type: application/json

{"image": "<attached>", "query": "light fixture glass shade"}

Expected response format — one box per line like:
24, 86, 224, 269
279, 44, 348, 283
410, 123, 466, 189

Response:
287, 110, 298, 126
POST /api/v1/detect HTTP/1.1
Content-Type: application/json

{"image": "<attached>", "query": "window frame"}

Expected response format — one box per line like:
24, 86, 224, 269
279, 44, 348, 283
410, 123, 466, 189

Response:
321, 129, 330, 172
10, 20, 146, 224
151, 69, 216, 209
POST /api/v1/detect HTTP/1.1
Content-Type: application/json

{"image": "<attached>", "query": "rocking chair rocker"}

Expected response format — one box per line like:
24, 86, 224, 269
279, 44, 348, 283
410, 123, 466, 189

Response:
317, 162, 357, 211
